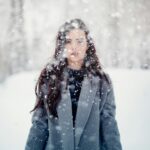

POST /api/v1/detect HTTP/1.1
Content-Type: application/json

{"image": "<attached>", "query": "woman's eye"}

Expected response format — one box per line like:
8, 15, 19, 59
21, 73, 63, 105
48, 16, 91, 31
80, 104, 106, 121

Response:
65, 40, 71, 44
78, 40, 83, 43
77, 38, 86, 44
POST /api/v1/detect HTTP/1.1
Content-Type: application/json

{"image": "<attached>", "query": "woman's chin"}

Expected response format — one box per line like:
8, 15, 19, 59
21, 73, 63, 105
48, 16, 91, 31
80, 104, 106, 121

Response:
69, 56, 80, 62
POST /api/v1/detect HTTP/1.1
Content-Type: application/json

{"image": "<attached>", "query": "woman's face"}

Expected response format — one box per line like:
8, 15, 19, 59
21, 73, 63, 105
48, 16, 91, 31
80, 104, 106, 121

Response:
64, 28, 88, 66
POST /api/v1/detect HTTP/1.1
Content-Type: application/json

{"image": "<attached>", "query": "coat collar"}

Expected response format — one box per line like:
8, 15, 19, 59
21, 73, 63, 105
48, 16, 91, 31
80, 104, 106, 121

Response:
56, 68, 100, 148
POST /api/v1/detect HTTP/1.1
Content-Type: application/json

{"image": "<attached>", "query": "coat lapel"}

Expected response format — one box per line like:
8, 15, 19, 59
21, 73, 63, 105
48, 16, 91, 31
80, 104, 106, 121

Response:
56, 82, 74, 150
74, 75, 100, 147
57, 70, 100, 149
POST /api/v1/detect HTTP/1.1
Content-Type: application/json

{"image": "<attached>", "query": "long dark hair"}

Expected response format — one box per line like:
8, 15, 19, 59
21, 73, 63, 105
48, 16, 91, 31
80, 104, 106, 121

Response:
30, 18, 110, 118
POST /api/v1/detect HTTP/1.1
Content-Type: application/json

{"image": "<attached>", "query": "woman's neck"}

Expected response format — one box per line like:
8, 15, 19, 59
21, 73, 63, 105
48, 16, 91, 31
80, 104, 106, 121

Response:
67, 66, 81, 71
67, 61, 83, 70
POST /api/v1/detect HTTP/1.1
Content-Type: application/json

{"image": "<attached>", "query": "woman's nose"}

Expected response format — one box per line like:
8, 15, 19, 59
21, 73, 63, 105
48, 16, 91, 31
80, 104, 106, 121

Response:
71, 42, 77, 51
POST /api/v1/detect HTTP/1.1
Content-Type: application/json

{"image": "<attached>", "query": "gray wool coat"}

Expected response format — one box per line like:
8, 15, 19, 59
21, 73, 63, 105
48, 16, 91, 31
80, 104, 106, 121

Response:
25, 72, 122, 150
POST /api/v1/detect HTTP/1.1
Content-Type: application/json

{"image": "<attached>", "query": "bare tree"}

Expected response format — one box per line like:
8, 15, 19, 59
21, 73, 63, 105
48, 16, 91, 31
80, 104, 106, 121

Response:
5, 0, 27, 75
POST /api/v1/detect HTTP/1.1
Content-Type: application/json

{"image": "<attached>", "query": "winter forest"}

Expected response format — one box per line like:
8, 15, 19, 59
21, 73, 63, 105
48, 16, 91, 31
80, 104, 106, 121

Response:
0, 0, 150, 150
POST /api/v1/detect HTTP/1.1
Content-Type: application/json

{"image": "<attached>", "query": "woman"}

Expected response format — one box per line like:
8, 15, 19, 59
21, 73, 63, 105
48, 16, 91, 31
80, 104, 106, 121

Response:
25, 18, 122, 150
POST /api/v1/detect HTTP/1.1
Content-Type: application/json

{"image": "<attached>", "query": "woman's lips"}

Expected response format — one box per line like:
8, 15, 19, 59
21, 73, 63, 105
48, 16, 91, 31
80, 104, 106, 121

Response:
71, 52, 78, 56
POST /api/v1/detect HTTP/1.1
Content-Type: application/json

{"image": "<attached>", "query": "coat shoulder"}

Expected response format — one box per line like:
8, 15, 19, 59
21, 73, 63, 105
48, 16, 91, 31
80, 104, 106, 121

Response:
98, 71, 112, 86
96, 72, 114, 98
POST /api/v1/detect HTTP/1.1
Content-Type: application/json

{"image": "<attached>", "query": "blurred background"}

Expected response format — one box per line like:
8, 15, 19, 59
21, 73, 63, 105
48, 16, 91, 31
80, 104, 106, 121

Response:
0, 0, 150, 150
0, 0, 150, 81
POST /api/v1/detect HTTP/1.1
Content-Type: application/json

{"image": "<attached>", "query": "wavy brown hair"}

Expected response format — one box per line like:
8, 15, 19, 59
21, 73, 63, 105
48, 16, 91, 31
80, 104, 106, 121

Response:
30, 18, 110, 118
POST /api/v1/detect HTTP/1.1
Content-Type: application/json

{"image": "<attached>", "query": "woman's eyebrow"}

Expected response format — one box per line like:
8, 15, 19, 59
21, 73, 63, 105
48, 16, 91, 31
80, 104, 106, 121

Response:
65, 37, 86, 40
76, 37, 85, 40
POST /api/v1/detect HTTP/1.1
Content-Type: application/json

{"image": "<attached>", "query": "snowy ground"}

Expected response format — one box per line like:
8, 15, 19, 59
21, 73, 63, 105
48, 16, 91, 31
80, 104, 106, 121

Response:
0, 68, 150, 150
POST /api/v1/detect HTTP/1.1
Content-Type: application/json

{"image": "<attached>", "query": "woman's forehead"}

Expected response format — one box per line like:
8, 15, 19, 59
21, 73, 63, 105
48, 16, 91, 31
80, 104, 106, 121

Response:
66, 29, 86, 38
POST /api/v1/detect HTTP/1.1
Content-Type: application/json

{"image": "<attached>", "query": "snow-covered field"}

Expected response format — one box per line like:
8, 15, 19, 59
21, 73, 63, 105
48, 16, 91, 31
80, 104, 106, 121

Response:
0, 69, 150, 150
